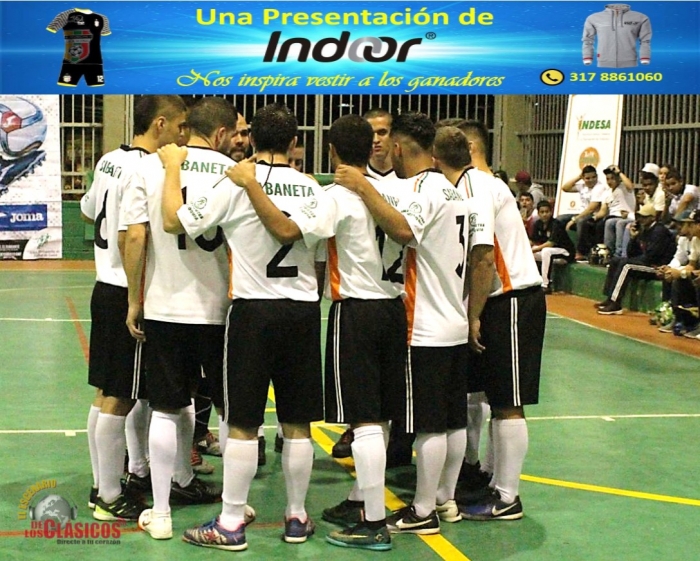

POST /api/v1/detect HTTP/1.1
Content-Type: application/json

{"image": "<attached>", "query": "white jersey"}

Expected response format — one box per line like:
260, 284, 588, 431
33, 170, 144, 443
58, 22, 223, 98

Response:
323, 178, 403, 301
393, 170, 469, 347
487, 177, 543, 296
669, 185, 700, 216
80, 145, 149, 287
366, 163, 397, 182
177, 162, 335, 301
645, 185, 666, 213
121, 147, 232, 325
604, 185, 636, 217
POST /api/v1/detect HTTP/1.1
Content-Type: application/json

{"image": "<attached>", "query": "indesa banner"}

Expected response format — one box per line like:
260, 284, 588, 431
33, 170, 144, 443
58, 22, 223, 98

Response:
0, 1, 698, 94
554, 95, 623, 217
0, 96, 62, 260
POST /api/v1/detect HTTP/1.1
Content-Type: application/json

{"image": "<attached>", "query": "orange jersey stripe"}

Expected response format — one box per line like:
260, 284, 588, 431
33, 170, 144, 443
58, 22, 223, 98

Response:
493, 236, 513, 293
327, 237, 342, 301
404, 247, 417, 344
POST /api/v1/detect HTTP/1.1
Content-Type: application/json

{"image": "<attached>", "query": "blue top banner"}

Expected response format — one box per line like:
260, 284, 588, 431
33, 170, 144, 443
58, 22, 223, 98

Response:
1, 1, 698, 94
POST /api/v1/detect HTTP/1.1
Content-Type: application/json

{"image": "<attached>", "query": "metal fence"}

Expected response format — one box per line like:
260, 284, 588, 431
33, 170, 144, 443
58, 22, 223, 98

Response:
60, 95, 103, 197
514, 95, 700, 198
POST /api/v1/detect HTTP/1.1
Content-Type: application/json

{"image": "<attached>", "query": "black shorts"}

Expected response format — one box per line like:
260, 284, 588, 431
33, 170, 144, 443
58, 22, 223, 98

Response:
395, 344, 469, 433
88, 282, 145, 400
57, 63, 105, 87
324, 298, 407, 424
223, 300, 322, 428
476, 286, 546, 409
143, 320, 225, 411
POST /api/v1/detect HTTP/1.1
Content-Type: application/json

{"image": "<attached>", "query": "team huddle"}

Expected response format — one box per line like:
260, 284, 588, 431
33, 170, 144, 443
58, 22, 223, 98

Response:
80, 95, 545, 552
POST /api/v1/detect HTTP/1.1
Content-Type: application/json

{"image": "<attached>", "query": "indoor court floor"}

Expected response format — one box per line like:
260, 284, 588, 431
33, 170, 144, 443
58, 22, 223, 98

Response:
1, 262, 699, 561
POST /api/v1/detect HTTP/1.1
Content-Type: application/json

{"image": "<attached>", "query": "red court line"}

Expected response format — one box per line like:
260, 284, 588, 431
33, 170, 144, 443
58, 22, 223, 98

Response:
65, 296, 89, 364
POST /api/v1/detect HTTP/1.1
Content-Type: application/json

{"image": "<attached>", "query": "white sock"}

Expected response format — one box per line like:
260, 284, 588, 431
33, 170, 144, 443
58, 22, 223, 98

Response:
96, 413, 126, 504
173, 404, 195, 488
413, 432, 447, 518
149, 411, 179, 513
492, 418, 528, 504
351, 426, 386, 522
87, 405, 101, 488
218, 416, 229, 456
482, 417, 495, 479
466, 392, 486, 465
436, 428, 467, 505
126, 399, 150, 477
282, 438, 314, 520
220, 438, 258, 529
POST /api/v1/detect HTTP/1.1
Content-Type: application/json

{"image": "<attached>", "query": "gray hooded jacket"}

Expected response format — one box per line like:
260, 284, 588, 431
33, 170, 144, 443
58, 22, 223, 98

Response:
582, 4, 652, 68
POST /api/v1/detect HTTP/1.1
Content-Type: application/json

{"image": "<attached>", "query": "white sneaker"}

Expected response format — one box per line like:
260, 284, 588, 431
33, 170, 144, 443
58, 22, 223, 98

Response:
436, 499, 462, 523
138, 509, 173, 540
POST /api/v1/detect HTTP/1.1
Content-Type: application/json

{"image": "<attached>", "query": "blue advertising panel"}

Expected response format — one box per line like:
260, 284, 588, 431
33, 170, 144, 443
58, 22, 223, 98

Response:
0, 1, 698, 94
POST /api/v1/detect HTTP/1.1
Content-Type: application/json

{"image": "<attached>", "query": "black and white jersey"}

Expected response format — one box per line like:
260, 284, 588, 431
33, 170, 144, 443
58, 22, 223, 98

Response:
366, 163, 397, 182
47, 9, 111, 65
177, 162, 335, 301
121, 147, 232, 325
80, 145, 148, 287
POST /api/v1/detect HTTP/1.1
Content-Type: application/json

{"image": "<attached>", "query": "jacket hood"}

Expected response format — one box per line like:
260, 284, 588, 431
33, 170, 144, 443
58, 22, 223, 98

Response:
605, 4, 631, 12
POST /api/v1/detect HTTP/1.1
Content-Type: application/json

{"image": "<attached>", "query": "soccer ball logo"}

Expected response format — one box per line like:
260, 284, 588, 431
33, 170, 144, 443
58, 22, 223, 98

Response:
0, 97, 48, 196
69, 44, 83, 59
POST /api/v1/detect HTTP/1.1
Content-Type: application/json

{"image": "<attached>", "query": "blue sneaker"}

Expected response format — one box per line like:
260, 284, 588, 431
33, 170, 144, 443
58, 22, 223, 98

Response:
283, 516, 315, 543
182, 517, 248, 551
459, 490, 523, 521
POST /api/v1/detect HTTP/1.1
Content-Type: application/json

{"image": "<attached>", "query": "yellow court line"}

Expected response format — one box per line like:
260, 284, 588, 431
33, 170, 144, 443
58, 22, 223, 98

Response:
311, 426, 471, 561
522, 474, 700, 507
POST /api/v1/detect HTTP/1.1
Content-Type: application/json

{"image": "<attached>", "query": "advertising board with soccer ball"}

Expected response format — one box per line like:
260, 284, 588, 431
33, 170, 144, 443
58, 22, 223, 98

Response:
0, 95, 62, 259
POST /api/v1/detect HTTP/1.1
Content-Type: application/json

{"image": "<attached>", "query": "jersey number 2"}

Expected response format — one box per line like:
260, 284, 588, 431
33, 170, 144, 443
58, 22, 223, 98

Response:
266, 211, 298, 278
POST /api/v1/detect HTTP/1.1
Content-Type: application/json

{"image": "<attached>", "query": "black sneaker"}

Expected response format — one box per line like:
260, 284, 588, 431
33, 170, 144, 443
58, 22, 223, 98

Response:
459, 490, 523, 521
322, 499, 364, 526
386, 505, 440, 535
332, 429, 354, 459
258, 436, 267, 467
93, 494, 145, 521
123, 472, 152, 494
88, 487, 98, 510
171, 476, 222, 505
326, 523, 392, 551
457, 461, 491, 491
274, 434, 284, 453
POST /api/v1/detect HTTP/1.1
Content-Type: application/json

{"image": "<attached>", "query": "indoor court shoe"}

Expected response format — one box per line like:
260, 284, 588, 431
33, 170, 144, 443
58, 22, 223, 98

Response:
138, 509, 173, 539
682, 326, 700, 339
283, 516, 316, 543
658, 320, 675, 333
326, 523, 392, 551
322, 499, 364, 526
332, 429, 354, 459
182, 517, 248, 551
171, 476, 222, 504
196, 431, 222, 456
598, 302, 622, 315
88, 487, 98, 510
191, 446, 215, 475
386, 505, 440, 535
594, 298, 612, 308
436, 499, 462, 523
93, 494, 144, 521
460, 490, 523, 521
123, 471, 152, 494
258, 436, 267, 466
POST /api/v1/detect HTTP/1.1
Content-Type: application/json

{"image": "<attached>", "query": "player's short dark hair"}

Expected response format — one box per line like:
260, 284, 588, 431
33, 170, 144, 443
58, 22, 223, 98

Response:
329, 115, 373, 168
133, 95, 187, 136
536, 199, 552, 211
582, 165, 597, 175
519, 191, 534, 201
640, 171, 658, 183
390, 112, 435, 151
188, 97, 237, 138
435, 118, 467, 129
251, 104, 298, 154
493, 169, 508, 184
665, 169, 682, 182
433, 126, 471, 169
603, 166, 620, 179
457, 119, 490, 161
363, 108, 392, 122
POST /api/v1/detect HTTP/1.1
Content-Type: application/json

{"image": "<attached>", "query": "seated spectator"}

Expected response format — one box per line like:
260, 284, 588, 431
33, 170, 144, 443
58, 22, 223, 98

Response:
600, 165, 636, 257
640, 164, 665, 220
520, 192, 538, 239
664, 169, 699, 222
514, 170, 545, 206
569, 172, 611, 261
531, 199, 576, 293
597, 203, 676, 315
558, 165, 600, 229
656, 210, 695, 333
